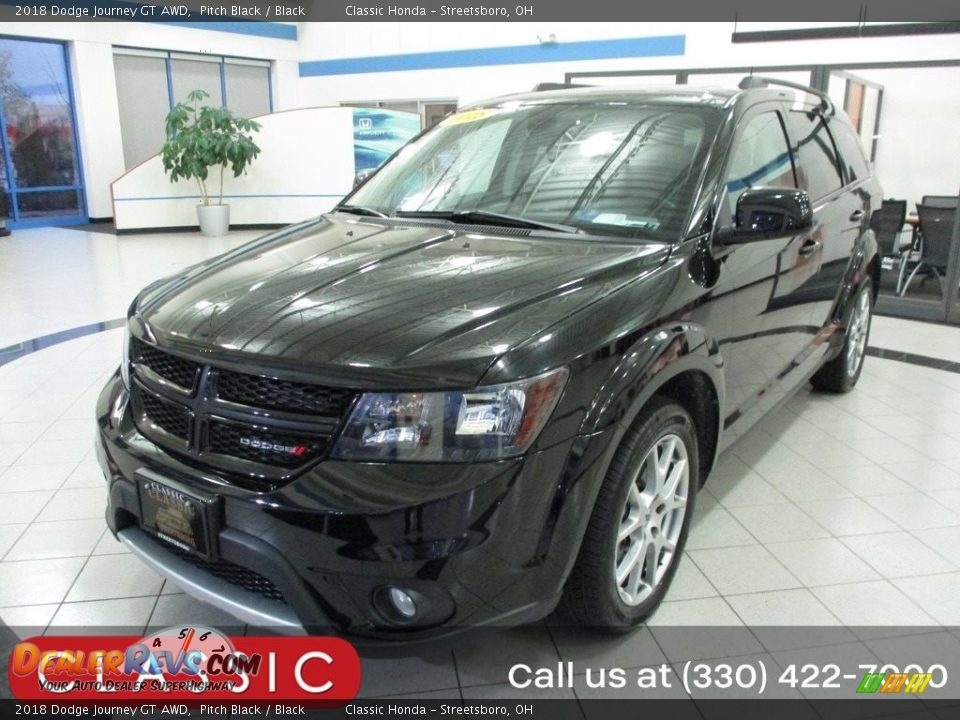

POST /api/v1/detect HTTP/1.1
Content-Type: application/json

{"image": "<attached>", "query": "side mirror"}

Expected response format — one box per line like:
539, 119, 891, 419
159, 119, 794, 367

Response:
725, 188, 812, 242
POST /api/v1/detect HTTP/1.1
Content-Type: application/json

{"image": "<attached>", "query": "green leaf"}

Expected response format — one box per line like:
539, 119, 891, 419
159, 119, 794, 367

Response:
159, 88, 262, 204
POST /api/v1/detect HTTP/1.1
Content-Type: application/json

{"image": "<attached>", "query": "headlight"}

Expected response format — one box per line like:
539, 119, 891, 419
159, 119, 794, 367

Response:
332, 367, 568, 462
120, 329, 132, 388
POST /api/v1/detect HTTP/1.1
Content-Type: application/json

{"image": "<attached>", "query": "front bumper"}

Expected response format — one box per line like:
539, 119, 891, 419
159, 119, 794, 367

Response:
96, 371, 610, 639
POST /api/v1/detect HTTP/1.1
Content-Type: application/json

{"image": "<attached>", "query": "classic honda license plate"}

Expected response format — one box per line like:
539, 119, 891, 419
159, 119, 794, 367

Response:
137, 470, 218, 559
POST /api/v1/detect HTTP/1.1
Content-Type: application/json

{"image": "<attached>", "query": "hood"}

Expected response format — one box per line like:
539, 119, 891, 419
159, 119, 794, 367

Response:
138, 216, 670, 388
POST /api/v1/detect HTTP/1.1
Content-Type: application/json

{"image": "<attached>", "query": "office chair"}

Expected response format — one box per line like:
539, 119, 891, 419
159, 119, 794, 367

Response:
869, 199, 909, 293
900, 204, 956, 296
920, 195, 958, 209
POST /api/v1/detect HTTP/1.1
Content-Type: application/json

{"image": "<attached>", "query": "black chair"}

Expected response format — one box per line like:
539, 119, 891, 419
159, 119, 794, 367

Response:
901, 204, 956, 296
870, 199, 910, 293
920, 195, 958, 209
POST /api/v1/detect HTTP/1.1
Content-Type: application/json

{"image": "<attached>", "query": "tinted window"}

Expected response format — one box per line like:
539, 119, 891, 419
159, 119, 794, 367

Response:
787, 112, 843, 199
720, 111, 795, 225
828, 117, 871, 184
349, 103, 720, 240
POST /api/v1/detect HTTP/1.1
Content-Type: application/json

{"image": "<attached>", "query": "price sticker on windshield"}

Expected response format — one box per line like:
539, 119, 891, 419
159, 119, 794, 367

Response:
441, 108, 501, 126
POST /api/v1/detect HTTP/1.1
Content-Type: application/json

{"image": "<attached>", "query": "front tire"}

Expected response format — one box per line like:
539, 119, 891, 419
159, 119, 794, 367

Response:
559, 397, 699, 631
811, 283, 872, 393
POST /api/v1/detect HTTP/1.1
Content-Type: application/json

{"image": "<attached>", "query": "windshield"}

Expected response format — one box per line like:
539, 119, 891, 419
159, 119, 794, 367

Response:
344, 101, 720, 240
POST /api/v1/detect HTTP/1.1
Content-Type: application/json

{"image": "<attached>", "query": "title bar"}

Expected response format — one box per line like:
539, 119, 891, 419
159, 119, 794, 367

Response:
0, 0, 958, 23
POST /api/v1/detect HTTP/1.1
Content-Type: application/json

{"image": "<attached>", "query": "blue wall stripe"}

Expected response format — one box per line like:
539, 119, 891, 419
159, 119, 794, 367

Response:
154, 21, 297, 41
299, 35, 685, 77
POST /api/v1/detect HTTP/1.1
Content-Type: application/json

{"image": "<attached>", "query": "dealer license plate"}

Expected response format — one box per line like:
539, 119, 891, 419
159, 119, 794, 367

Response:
136, 470, 218, 560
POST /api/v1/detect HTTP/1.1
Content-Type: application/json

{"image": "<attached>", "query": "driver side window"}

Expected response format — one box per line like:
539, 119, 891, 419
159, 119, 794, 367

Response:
720, 111, 797, 227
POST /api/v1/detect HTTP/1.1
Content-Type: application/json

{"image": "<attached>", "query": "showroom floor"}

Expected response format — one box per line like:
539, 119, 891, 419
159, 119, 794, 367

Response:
2, 227, 960, 701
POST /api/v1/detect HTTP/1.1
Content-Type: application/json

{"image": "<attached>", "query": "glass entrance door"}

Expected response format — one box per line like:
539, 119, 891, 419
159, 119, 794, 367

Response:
0, 36, 86, 227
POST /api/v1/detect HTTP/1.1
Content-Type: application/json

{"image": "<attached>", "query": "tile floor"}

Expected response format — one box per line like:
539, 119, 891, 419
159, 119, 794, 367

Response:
2, 227, 960, 700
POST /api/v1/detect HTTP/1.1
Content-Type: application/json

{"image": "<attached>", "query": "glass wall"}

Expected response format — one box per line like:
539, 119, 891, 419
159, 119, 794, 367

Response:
0, 36, 85, 226
113, 48, 272, 169
826, 66, 960, 323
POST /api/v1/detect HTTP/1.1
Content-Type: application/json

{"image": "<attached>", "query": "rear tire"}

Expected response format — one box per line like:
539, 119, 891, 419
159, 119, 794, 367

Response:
558, 397, 699, 631
811, 283, 872, 393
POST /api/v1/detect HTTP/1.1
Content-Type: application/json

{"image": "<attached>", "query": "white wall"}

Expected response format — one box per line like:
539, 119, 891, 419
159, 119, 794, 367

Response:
296, 22, 960, 107
5, 21, 959, 224
295, 21, 960, 217
2, 22, 299, 218
68, 41, 126, 220
111, 108, 356, 230
852, 67, 960, 210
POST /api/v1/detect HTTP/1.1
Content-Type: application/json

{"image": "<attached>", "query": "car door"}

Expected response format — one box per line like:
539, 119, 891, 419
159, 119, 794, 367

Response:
707, 103, 822, 443
782, 109, 868, 339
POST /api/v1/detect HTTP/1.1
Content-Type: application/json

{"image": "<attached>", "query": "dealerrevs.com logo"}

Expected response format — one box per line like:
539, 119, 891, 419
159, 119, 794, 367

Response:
7, 626, 360, 702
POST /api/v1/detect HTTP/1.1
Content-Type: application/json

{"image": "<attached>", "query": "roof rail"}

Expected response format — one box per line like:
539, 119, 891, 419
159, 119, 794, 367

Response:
738, 75, 833, 113
532, 82, 592, 92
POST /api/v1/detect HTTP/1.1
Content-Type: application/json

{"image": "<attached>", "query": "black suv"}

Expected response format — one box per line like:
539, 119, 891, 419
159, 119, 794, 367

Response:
96, 78, 880, 637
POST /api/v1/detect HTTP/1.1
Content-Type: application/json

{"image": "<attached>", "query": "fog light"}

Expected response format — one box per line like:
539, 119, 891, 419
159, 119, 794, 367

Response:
387, 587, 417, 619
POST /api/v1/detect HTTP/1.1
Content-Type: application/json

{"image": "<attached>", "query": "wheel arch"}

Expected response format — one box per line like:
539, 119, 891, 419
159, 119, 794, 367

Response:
580, 320, 725, 485
538, 321, 725, 604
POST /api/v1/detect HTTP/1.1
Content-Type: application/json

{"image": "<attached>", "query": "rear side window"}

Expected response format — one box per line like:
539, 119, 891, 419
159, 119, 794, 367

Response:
829, 118, 871, 184
787, 111, 843, 200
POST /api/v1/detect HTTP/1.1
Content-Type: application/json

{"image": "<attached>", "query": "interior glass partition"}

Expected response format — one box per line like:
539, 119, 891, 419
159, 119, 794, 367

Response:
826, 66, 960, 324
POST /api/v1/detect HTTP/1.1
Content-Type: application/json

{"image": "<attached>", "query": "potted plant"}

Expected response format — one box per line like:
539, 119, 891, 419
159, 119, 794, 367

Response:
161, 89, 262, 237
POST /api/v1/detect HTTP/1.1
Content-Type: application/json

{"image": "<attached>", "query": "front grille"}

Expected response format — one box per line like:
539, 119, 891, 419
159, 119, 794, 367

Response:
129, 337, 356, 483
135, 389, 191, 440
133, 338, 200, 391
160, 538, 287, 604
207, 420, 326, 468
217, 369, 355, 416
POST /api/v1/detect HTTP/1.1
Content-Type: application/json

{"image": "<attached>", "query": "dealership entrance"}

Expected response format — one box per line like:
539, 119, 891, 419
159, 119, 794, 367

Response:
0, 36, 86, 228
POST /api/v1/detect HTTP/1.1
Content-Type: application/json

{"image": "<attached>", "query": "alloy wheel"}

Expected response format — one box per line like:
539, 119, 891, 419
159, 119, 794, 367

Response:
846, 289, 871, 378
614, 433, 689, 606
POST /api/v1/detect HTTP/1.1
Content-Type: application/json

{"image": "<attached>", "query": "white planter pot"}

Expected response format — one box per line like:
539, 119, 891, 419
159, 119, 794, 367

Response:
197, 204, 230, 237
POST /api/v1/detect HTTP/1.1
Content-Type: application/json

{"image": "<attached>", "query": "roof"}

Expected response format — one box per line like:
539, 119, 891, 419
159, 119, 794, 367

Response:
474, 82, 824, 111
479, 84, 741, 108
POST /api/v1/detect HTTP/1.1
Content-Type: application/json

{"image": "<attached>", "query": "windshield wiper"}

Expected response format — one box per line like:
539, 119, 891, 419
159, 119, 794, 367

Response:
335, 204, 389, 218
396, 209, 580, 234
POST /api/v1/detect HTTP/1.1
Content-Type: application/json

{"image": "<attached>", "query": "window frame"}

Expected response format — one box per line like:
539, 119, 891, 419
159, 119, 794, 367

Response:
711, 103, 799, 235
783, 108, 846, 201
112, 46, 273, 114
0, 34, 87, 228
823, 115, 872, 188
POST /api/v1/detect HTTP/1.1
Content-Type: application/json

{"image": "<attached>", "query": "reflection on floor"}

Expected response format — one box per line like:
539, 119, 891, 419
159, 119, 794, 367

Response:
0, 226, 260, 348
1, 227, 960, 699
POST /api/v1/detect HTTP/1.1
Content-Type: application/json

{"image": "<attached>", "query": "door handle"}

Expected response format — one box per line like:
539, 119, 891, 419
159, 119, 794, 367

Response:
798, 238, 822, 256
849, 209, 865, 222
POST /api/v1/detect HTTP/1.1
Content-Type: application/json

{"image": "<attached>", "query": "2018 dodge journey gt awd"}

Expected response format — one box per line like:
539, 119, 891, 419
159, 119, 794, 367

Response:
96, 78, 881, 638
